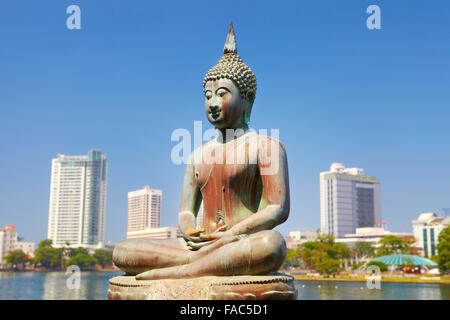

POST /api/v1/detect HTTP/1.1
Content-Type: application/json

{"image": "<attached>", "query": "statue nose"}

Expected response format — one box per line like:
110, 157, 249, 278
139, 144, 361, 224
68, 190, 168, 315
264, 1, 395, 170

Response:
210, 105, 220, 113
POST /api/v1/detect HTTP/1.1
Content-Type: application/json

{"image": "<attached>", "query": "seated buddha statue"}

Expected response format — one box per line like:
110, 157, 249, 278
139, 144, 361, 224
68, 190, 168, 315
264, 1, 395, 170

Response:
112, 21, 290, 280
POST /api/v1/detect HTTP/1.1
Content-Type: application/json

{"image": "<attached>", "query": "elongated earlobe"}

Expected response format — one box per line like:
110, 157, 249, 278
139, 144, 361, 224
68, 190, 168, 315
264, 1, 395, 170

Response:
244, 109, 251, 125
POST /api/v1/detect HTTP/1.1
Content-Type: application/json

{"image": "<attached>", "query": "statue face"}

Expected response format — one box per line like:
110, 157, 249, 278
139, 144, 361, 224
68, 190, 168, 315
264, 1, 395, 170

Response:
204, 79, 249, 129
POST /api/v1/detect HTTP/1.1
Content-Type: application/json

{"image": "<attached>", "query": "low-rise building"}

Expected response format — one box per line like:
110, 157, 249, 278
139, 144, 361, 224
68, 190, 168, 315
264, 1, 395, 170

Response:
0, 224, 18, 267
285, 231, 318, 249
15, 242, 35, 259
104, 241, 116, 251
335, 227, 412, 247
1, 225, 36, 268
126, 227, 182, 240
412, 212, 450, 258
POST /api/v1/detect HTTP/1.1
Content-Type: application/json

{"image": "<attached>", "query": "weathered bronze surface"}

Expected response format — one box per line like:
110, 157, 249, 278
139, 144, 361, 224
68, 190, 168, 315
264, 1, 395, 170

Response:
110, 21, 292, 299
108, 274, 296, 300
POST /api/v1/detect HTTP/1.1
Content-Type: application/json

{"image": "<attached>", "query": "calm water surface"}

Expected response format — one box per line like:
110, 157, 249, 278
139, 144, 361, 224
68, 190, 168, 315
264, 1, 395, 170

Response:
0, 271, 448, 300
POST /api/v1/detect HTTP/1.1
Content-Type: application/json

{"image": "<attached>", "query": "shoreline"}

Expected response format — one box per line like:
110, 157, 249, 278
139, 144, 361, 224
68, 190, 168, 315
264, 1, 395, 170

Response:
290, 275, 450, 285
2, 269, 449, 285
0, 268, 119, 273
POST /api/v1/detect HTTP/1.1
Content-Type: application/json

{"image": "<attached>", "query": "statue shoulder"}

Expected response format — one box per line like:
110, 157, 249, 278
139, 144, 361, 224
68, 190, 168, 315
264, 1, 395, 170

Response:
187, 139, 216, 164
255, 133, 287, 154
255, 134, 288, 176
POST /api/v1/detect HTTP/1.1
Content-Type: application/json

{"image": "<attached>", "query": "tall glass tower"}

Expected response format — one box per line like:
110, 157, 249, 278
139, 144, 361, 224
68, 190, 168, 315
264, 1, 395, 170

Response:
47, 149, 108, 250
320, 163, 381, 238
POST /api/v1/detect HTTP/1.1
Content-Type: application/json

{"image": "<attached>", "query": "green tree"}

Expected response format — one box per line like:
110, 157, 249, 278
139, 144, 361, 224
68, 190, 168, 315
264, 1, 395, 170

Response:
31, 239, 61, 269
67, 253, 96, 270
68, 246, 89, 258
403, 235, 422, 255
366, 260, 388, 272
314, 250, 342, 275
93, 249, 113, 268
32, 247, 61, 269
352, 242, 375, 264
298, 240, 322, 270
37, 239, 53, 249
376, 235, 412, 256
59, 241, 72, 270
281, 248, 300, 270
436, 225, 450, 274
4, 249, 28, 269
328, 242, 350, 260
298, 234, 349, 275
430, 255, 439, 264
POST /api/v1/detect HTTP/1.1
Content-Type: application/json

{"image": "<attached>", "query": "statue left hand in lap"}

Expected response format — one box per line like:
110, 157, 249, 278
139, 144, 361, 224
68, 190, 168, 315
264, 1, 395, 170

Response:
112, 21, 290, 280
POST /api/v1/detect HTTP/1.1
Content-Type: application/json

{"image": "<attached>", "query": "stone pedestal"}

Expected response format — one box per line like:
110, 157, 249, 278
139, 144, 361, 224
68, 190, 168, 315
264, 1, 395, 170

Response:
107, 273, 297, 300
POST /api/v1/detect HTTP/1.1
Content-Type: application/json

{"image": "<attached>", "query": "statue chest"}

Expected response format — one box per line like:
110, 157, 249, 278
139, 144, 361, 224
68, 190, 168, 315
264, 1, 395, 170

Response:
194, 141, 261, 233
194, 140, 259, 190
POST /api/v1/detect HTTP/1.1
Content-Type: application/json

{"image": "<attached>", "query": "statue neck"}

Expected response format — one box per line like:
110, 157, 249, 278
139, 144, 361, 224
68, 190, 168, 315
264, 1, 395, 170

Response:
217, 124, 249, 143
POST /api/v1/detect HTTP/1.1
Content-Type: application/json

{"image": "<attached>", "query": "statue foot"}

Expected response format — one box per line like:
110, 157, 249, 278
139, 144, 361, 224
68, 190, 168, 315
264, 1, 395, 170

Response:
136, 265, 185, 280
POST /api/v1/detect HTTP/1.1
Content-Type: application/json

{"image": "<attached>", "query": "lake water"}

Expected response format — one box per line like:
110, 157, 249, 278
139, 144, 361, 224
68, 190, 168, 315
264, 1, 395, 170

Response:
0, 271, 448, 300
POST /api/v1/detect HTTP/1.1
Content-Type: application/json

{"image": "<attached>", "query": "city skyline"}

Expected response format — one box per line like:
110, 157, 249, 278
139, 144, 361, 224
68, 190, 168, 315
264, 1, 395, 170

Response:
1, 1, 450, 244
3, 149, 448, 244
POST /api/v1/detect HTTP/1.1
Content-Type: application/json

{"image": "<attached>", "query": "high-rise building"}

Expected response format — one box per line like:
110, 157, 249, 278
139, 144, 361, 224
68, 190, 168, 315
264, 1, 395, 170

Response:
127, 186, 162, 237
47, 149, 108, 250
320, 163, 381, 238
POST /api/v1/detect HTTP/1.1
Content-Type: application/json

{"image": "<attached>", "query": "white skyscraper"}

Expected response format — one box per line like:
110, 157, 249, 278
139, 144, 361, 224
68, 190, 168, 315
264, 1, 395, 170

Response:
47, 149, 108, 250
320, 163, 381, 238
127, 186, 162, 237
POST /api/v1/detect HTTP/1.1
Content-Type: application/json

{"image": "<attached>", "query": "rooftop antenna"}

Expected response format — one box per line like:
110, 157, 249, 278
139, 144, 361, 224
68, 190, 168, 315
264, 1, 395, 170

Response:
373, 221, 388, 231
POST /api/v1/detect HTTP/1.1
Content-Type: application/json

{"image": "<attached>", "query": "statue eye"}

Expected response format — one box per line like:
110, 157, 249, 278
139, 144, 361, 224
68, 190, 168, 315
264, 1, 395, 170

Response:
205, 91, 212, 99
217, 89, 227, 97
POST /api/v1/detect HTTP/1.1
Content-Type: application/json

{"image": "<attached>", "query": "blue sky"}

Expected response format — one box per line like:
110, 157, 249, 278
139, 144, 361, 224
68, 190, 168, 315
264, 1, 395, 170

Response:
0, 0, 449, 244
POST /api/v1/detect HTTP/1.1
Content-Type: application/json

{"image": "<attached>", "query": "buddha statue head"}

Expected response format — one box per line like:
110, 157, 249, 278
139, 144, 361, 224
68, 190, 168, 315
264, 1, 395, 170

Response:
203, 21, 257, 130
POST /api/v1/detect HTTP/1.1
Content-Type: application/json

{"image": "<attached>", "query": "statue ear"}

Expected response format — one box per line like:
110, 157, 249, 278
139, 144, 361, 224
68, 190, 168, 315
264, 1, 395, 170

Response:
246, 91, 255, 103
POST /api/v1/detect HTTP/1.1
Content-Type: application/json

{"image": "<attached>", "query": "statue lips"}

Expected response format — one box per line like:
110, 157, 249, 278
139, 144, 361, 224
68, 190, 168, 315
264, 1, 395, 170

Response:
211, 111, 221, 120
208, 105, 221, 121
208, 109, 222, 122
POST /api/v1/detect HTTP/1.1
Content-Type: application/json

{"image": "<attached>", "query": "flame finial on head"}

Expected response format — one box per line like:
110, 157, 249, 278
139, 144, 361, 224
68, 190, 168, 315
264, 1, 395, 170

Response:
203, 21, 257, 102
223, 20, 237, 54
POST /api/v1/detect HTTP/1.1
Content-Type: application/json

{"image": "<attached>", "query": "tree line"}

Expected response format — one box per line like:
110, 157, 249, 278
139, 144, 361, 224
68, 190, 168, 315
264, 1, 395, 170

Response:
282, 225, 450, 275
3, 239, 113, 271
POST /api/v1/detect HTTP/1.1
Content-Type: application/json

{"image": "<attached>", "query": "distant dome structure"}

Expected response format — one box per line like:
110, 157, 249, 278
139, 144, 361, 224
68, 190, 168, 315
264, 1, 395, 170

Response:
330, 163, 345, 172
417, 212, 437, 221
